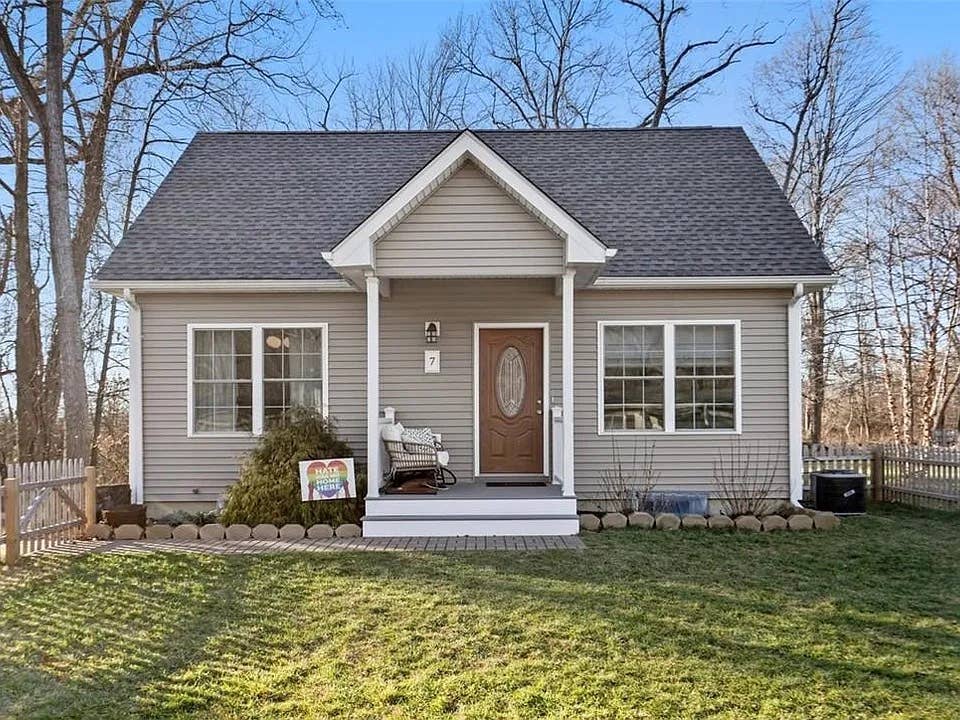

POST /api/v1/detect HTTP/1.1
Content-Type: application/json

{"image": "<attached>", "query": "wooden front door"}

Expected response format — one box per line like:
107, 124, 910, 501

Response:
478, 328, 544, 474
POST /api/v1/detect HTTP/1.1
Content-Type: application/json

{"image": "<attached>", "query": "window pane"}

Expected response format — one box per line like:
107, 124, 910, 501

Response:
303, 328, 323, 353
192, 328, 252, 433
195, 330, 213, 354
264, 353, 282, 380
194, 355, 213, 380
234, 330, 251, 355
301, 354, 324, 378
235, 355, 251, 381
213, 330, 233, 354
260, 327, 326, 425
287, 380, 323, 409
623, 378, 645, 404
602, 325, 665, 432
264, 380, 283, 406
673, 324, 736, 431
604, 407, 625, 431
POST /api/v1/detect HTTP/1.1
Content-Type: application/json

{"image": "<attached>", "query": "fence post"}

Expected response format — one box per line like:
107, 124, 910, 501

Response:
84, 466, 97, 536
4, 476, 19, 566
871, 447, 884, 503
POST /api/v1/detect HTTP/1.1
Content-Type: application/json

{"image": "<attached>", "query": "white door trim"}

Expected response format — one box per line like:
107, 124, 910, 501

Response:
473, 322, 550, 477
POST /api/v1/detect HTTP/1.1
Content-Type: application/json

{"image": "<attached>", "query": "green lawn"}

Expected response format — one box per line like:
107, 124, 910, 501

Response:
0, 505, 957, 720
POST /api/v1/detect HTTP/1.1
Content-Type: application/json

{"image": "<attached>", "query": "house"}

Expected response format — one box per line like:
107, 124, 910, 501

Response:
93, 128, 835, 537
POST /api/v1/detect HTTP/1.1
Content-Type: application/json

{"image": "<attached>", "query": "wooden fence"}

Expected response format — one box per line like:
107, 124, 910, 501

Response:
803, 443, 960, 510
1, 459, 96, 566
875, 445, 960, 510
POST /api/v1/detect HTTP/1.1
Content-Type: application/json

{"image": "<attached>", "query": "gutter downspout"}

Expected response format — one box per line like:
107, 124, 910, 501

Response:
788, 283, 804, 505
123, 289, 144, 505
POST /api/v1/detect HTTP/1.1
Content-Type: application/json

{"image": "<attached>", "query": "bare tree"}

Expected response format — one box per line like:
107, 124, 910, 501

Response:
860, 58, 960, 445
0, 0, 338, 461
622, 0, 776, 127
447, 0, 613, 128
348, 39, 469, 130
0, 0, 89, 458
748, 0, 898, 442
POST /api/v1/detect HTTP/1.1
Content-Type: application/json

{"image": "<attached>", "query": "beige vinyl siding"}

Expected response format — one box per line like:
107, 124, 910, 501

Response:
375, 161, 564, 278
573, 288, 791, 505
138, 284, 791, 510
380, 279, 561, 480
139, 292, 366, 505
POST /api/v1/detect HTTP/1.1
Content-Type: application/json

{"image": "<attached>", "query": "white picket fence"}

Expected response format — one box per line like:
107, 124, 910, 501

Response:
1, 458, 96, 565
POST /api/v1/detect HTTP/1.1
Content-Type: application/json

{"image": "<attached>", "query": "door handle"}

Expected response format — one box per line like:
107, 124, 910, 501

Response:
536, 399, 543, 415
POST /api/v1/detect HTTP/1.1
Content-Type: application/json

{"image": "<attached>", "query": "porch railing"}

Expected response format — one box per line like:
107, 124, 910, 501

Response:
551, 405, 563, 485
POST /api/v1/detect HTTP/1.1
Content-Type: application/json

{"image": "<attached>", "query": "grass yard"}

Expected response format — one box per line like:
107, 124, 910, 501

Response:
0, 505, 958, 720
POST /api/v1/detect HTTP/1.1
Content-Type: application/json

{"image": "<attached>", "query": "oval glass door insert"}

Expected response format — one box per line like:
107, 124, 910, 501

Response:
496, 346, 526, 417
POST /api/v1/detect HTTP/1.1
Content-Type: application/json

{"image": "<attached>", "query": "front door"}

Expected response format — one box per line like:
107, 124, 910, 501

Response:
478, 327, 544, 474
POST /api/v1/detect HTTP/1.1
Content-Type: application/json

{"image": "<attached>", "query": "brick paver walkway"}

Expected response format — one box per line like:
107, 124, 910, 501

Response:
34, 534, 585, 560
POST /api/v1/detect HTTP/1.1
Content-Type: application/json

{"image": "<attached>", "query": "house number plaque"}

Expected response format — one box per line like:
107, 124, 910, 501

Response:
424, 350, 440, 374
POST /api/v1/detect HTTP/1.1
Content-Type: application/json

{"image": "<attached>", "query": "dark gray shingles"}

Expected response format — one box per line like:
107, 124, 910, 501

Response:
96, 128, 832, 281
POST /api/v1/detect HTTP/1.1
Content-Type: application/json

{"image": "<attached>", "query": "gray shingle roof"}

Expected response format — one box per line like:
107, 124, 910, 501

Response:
96, 127, 832, 281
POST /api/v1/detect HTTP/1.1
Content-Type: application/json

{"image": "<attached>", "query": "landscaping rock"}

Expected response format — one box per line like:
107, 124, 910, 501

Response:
198, 523, 226, 540
787, 514, 814, 531
145, 524, 173, 540
335, 523, 361, 538
602, 512, 628, 529
114, 524, 143, 540
761, 515, 788, 532
681, 514, 708, 529
307, 523, 334, 539
280, 523, 306, 540
628, 511, 655, 529
655, 513, 681, 531
579, 513, 601, 531
814, 512, 841, 530
707, 515, 734, 530
88, 523, 113, 540
734, 515, 762, 532
252, 523, 279, 540
225, 524, 252, 540
172, 523, 200, 540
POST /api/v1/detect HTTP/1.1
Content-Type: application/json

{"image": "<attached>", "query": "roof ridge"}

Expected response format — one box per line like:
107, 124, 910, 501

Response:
195, 126, 744, 137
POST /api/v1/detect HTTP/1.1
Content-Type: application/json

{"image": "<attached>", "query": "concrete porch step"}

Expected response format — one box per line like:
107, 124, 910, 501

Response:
361, 514, 580, 537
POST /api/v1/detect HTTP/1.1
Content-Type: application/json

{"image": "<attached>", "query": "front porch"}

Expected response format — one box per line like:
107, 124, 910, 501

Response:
362, 480, 579, 537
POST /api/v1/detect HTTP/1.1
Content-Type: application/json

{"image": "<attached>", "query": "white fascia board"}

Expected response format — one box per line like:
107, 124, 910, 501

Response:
328, 129, 610, 269
91, 279, 357, 295
590, 275, 839, 290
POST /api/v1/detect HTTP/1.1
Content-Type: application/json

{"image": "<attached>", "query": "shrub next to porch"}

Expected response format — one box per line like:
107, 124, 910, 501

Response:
221, 410, 364, 527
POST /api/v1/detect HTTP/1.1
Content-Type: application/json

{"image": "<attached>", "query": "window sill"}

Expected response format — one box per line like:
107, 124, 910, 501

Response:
187, 431, 257, 439
597, 429, 742, 437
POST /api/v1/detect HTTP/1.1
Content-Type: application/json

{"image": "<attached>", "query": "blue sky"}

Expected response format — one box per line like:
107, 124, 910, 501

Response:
309, 0, 960, 127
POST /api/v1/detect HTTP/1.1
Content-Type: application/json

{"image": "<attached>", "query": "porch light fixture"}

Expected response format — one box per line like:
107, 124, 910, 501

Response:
425, 321, 440, 344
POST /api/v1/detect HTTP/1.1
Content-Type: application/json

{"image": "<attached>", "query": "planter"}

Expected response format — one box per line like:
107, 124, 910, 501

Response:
102, 504, 147, 528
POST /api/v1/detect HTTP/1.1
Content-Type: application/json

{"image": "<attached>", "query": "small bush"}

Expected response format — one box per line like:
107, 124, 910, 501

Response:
154, 509, 221, 527
221, 409, 365, 527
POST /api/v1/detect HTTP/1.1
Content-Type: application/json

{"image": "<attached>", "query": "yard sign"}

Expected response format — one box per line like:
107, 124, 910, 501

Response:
299, 458, 356, 501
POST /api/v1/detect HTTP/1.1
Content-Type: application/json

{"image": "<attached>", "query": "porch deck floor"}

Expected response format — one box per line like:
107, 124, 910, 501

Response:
25, 534, 585, 560
383, 479, 564, 500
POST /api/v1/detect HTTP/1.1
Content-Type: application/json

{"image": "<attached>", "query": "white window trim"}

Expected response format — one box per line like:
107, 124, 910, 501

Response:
186, 322, 329, 438
596, 320, 742, 436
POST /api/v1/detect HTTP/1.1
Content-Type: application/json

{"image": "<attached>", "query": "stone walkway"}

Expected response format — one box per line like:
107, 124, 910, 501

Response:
34, 534, 585, 560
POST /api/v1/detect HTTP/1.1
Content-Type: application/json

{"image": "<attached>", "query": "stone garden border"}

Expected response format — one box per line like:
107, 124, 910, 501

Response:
88, 521, 362, 542
582, 509, 841, 533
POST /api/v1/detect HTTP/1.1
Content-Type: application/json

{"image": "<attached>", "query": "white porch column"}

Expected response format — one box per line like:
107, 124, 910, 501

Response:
365, 273, 381, 498
788, 284, 804, 504
561, 269, 576, 497
123, 290, 144, 504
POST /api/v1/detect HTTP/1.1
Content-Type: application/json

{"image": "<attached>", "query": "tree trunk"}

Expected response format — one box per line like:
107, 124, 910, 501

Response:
43, 0, 90, 459
12, 99, 47, 460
